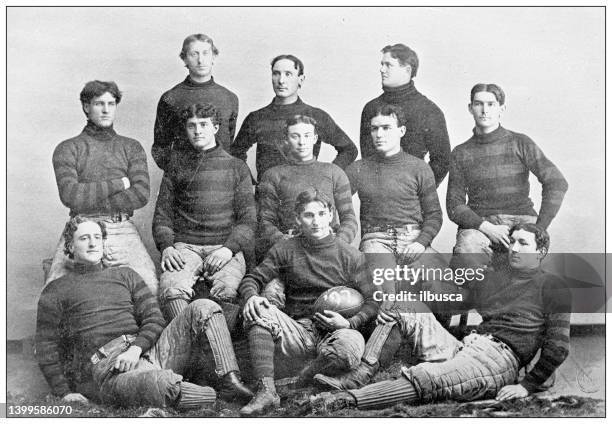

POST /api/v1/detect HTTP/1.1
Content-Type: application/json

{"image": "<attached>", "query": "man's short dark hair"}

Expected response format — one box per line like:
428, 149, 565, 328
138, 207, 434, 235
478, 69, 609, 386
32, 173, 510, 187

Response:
470, 83, 506, 106
79, 81, 122, 105
286, 115, 318, 135
271, 54, 304, 76
381, 44, 419, 78
510, 223, 550, 253
371, 104, 406, 127
63, 216, 107, 259
180, 103, 220, 127
179, 33, 219, 60
294, 188, 333, 215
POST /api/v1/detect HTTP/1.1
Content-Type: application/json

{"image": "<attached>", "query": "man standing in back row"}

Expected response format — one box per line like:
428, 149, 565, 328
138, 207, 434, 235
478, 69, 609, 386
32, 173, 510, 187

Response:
360, 44, 450, 187
231, 54, 357, 181
153, 33, 239, 171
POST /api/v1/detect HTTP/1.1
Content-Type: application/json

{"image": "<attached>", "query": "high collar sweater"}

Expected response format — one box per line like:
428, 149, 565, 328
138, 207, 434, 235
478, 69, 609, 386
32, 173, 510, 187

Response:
447, 126, 568, 229
230, 97, 357, 179
345, 151, 442, 247
35, 264, 165, 397
52, 121, 150, 216
152, 76, 239, 171
360, 81, 451, 186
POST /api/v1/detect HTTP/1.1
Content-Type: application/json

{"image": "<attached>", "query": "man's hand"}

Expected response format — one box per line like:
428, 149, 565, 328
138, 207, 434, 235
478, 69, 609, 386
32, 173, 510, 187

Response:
496, 384, 529, 401
103, 245, 129, 268
401, 241, 426, 264
479, 221, 510, 248
243, 295, 271, 321
121, 177, 131, 190
62, 393, 89, 404
113, 346, 142, 373
377, 301, 401, 325
203, 247, 233, 275
314, 310, 350, 331
161, 246, 185, 272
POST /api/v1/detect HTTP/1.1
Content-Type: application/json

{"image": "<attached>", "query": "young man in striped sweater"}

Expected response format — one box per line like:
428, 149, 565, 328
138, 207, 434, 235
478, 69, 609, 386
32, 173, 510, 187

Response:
312, 223, 571, 410
238, 189, 378, 416
230, 54, 357, 181
447, 83, 568, 270
153, 103, 256, 323
48, 80, 158, 294
36, 217, 253, 410
152, 34, 239, 171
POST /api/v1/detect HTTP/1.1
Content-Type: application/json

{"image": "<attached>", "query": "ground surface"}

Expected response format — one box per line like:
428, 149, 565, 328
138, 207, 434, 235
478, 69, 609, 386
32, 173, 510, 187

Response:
6, 327, 605, 418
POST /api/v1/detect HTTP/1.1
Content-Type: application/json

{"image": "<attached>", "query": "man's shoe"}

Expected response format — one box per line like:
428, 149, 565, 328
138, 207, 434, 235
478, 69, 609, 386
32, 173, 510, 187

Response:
313, 361, 378, 390
310, 391, 356, 413
239, 377, 280, 416
219, 371, 254, 402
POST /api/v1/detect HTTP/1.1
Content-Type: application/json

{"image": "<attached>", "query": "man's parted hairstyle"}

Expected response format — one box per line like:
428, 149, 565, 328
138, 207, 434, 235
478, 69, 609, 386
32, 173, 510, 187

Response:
286, 115, 318, 135
180, 33, 219, 59
180, 103, 220, 127
470, 83, 506, 106
382, 44, 419, 78
63, 216, 107, 259
79, 80, 122, 105
294, 188, 334, 215
510, 223, 550, 253
371, 104, 406, 127
271, 54, 305, 76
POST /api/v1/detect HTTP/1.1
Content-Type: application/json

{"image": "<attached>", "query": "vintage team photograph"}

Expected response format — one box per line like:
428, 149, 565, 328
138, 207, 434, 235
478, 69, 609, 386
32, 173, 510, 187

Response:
5, 5, 606, 419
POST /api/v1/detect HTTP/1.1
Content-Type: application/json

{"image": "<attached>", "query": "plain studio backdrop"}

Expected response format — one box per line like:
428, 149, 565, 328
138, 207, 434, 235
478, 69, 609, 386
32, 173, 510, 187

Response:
6, 7, 604, 338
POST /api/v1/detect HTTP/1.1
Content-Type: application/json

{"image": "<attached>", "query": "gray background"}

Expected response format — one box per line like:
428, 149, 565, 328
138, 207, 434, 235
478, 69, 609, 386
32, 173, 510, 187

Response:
6, 7, 605, 338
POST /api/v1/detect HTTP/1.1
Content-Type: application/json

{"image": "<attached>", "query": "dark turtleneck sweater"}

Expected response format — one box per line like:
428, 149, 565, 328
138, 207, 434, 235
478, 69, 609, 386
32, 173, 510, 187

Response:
469, 267, 571, 392
257, 158, 358, 253
239, 233, 378, 329
345, 151, 442, 247
35, 263, 165, 397
360, 81, 451, 187
230, 97, 358, 180
153, 144, 256, 260
447, 125, 568, 230
52, 121, 150, 216
153, 76, 239, 171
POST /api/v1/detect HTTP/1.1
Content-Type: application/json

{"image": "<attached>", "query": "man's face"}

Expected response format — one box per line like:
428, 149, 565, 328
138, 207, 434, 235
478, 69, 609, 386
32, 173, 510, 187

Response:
272, 59, 303, 101
469, 91, 505, 133
380, 52, 412, 88
83, 92, 117, 128
183, 40, 216, 80
508, 229, 543, 271
70, 221, 104, 265
285, 122, 317, 162
185, 117, 219, 151
370, 114, 405, 157
295, 200, 333, 241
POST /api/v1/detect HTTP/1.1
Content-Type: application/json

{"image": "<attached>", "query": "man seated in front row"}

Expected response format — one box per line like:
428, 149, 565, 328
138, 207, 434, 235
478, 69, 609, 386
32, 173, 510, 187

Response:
312, 223, 571, 409
237, 189, 378, 416
36, 217, 253, 410
153, 103, 256, 322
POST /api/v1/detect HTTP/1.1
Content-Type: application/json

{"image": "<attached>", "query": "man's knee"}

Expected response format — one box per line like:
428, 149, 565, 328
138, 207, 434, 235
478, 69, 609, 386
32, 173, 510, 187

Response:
454, 229, 491, 253
159, 286, 193, 305
319, 329, 365, 371
187, 298, 224, 316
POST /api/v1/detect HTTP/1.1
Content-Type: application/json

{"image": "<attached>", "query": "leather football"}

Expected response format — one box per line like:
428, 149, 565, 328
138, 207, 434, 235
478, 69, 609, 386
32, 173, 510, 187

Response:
313, 286, 364, 318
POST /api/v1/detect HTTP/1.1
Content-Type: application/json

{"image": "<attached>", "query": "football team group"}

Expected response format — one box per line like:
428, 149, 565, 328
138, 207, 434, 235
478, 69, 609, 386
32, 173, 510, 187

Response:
35, 33, 571, 416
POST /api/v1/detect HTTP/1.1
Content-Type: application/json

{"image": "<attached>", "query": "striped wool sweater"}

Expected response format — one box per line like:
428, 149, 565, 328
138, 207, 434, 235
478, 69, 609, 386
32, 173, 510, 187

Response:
52, 122, 150, 215
152, 76, 239, 171
360, 81, 451, 187
345, 151, 443, 247
257, 159, 358, 252
239, 233, 378, 329
230, 97, 358, 179
446, 126, 568, 230
152, 145, 256, 256
472, 268, 572, 392
35, 263, 166, 397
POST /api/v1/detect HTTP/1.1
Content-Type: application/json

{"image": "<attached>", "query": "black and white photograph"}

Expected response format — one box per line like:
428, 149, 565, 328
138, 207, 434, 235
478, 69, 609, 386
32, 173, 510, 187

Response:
4, 5, 606, 419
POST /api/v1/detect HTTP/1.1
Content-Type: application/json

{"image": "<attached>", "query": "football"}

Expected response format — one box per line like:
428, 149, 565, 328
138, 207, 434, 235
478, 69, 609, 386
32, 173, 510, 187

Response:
313, 286, 364, 318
